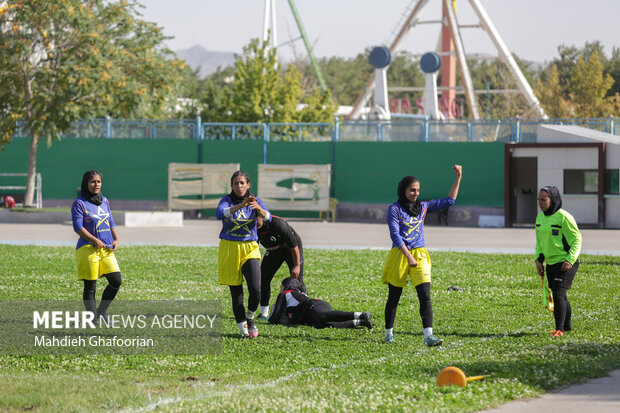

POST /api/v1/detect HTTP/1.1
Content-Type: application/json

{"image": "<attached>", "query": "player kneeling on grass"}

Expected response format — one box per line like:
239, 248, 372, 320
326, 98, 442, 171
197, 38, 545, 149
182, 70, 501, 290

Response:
382, 165, 462, 346
268, 277, 372, 330
256, 215, 306, 320
535, 186, 582, 337
71, 170, 122, 324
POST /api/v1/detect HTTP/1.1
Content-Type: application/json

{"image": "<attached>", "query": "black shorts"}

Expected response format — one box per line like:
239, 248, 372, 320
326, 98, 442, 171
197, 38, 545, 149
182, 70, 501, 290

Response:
546, 260, 578, 290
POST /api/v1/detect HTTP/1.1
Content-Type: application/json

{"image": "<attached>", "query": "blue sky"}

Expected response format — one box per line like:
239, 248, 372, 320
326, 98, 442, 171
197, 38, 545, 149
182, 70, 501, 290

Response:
140, 0, 619, 63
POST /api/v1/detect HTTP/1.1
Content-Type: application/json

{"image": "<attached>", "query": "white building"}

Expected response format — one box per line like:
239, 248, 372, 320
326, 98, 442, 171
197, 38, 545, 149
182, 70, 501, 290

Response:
506, 124, 620, 228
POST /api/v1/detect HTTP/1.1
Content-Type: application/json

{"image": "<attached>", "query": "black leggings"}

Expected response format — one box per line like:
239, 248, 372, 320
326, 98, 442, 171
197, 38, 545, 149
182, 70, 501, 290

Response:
384, 282, 433, 330
82, 272, 122, 314
304, 300, 357, 329
547, 260, 578, 331
260, 243, 305, 306
228, 259, 261, 323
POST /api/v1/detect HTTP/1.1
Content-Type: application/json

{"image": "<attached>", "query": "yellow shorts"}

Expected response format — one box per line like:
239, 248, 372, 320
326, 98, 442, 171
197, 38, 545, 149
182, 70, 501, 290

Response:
382, 246, 432, 288
218, 239, 261, 286
76, 245, 120, 281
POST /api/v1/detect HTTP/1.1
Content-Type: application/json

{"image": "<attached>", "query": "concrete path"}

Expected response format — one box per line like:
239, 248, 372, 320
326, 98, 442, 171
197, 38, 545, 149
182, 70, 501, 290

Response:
483, 369, 620, 413
1, 220, 619, 256
0, 219, 619, 412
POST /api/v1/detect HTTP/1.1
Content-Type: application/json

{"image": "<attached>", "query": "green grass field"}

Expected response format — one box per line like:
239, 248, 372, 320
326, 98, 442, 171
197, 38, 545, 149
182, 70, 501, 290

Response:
0, 245, 618, 412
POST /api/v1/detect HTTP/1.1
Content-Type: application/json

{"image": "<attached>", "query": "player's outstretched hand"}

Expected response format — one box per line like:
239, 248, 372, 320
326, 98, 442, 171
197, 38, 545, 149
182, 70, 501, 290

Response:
453, 164, 462, 178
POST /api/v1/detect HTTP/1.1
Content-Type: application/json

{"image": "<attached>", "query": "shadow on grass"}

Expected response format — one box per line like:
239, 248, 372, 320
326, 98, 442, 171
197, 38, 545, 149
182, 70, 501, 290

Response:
393, 330, 537, 339
222, 330, 369, 341
418, 342, 620, 392
583, 261, 620, 266
440, 331, 538, 339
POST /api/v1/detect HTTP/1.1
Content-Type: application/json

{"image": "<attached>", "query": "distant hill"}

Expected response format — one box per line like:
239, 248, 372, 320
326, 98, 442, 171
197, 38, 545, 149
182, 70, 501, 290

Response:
174, 45, 236, 78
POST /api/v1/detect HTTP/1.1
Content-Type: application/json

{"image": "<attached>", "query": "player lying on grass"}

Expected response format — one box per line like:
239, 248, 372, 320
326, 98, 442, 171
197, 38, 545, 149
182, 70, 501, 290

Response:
268, 277, 373, 329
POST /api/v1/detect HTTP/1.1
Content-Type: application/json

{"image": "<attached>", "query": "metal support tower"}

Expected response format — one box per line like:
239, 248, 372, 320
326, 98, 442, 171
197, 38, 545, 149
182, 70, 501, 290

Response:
287, 0, 328, 91
348, 0, 546, 119
262, 0, 277, 49
262, 0, 328, 91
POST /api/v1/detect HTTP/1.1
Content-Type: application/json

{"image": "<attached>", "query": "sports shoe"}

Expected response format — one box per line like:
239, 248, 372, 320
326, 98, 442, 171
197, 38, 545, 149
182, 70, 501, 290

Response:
257, 314, 269, 321
385, 334, 395, 343
247, 319, 259, 338
550, 330, 564, 337
424, 334, 444, 347
359, 312, 373, 329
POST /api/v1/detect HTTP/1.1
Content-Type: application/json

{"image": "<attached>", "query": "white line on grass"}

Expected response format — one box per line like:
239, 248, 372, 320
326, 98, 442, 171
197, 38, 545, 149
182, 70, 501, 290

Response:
124, 319, 554, 412
124, 342, 455, 412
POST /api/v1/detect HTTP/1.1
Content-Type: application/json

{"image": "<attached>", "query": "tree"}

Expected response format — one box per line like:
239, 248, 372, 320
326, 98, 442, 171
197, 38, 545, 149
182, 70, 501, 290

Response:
202, 38, 334, 125
0, 0, 188, 206
228, 38, 282, 123
320, 53, 373, 106
604, 47, 620, 97
570, 51, 614, 117
536, 49, 617, 118
535, 65, 573, 118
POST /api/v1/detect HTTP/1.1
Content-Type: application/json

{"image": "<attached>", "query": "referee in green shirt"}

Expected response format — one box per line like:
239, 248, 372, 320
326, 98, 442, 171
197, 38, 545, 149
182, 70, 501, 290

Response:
535, 186, 582, 337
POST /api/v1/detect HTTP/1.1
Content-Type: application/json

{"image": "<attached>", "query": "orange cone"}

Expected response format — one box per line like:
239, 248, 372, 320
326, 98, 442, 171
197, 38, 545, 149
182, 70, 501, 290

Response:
436, 366, 487, 387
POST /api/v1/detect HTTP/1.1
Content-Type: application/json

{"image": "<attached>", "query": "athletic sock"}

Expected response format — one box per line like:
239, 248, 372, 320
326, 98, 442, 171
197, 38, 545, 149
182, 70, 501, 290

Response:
385, 328, 393, 336
246, 310, 255, 320
423, 327, 433, 338
259, 306, 270, 317
237, 321, 248, 336
354, 312, 361, 319
353, 319, 361, 326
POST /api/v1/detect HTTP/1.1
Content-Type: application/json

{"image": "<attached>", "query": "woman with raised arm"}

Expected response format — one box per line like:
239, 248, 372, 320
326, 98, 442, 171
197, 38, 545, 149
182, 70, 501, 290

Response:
382, 165, 462, 346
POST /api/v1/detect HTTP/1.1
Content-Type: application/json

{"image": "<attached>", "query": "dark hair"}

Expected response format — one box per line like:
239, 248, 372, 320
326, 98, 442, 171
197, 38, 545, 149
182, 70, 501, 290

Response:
281, 276, 304, 292
397, 176, 420, 200
80, 169, 103, 205
81, 170, 102, 191
397, 175, 422, 217
230, 170, 251, 187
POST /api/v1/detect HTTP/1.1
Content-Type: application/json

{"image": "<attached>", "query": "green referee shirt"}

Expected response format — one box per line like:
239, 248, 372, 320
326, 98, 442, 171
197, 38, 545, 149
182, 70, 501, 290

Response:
535, 209, 582, 265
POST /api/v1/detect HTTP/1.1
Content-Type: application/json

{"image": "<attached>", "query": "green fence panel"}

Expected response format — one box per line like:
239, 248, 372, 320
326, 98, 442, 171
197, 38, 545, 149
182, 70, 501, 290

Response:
0, 138, 199, 200
266, 142, 332, 165
333, 142, 504, 207
200, 140, 264, 188
1, 140, 504, 207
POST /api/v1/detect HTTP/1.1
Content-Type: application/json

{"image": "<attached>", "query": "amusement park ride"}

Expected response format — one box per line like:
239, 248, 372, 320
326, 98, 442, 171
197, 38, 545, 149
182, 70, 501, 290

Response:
263, 0, 546, 121
353, 0, 546, 120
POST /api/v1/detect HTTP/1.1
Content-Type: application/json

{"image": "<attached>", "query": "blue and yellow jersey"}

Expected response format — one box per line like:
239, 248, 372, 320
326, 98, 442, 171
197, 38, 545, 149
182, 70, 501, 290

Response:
216, 195, 270, 242
387, 197, 454, 250
71, 196, 116, 250
535, 209, 581, 265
